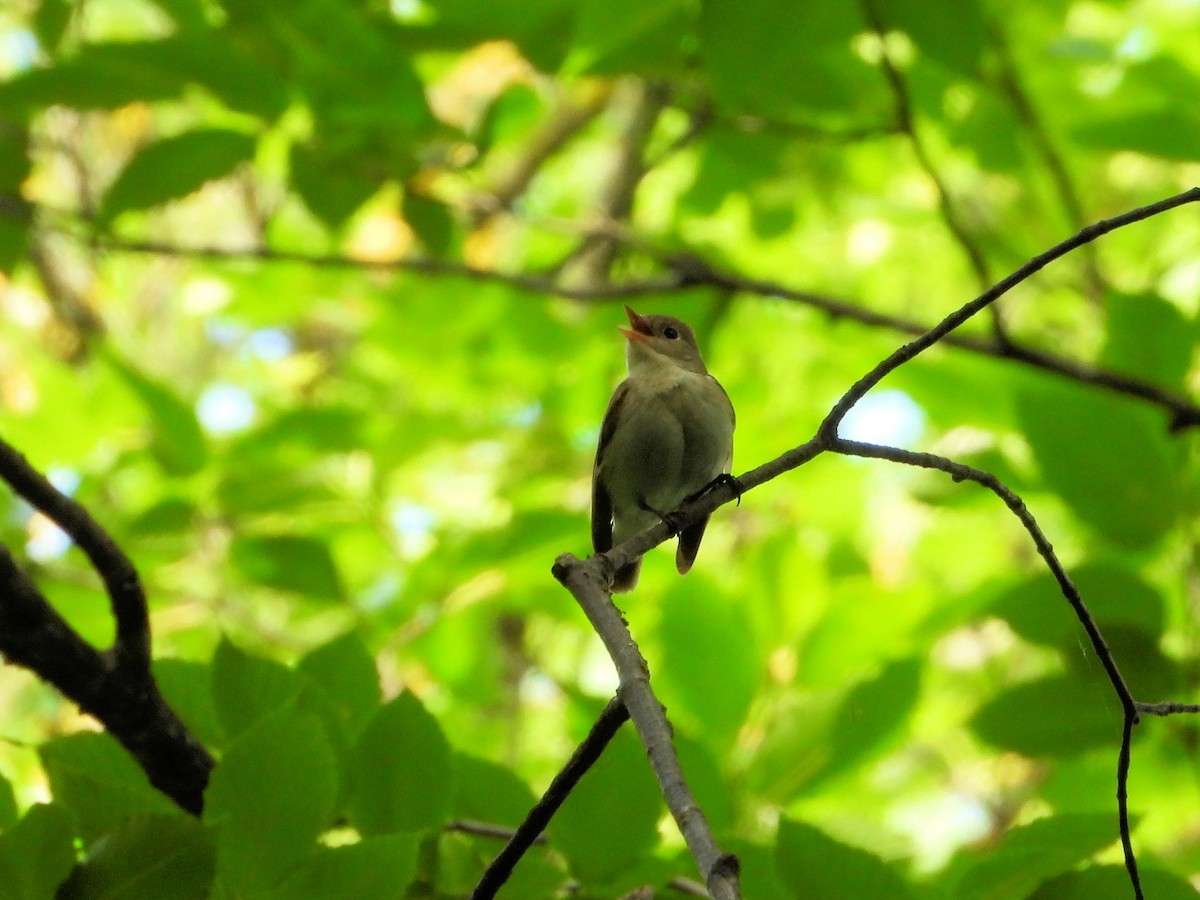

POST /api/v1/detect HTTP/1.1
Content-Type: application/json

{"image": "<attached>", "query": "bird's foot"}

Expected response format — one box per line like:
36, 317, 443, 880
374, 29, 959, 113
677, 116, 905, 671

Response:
686, 473, 744, 506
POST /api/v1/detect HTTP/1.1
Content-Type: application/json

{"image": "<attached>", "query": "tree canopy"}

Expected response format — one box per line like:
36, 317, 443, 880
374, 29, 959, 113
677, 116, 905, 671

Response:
0, 0, 1199, 898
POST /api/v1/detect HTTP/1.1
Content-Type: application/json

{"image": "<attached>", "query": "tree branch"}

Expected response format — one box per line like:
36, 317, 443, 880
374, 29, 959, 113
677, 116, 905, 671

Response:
64, 217, 1200, 430
0, 438, 149, 672
568, 189, 1199, 899
0, 545, 212, 813
471, 696, 628, 899
550, 558, 741, 900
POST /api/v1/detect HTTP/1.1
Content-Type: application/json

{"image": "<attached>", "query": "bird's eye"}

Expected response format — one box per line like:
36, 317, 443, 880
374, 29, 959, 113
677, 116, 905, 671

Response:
663, 326, 680, 340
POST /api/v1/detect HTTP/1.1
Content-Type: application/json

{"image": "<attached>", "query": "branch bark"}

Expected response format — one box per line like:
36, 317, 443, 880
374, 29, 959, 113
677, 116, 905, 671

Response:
0, 439, 213, 814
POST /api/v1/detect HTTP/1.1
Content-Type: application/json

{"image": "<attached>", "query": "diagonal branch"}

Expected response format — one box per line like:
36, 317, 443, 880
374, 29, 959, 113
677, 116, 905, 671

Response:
55, 219, 1200, 430
471, 697, 629, 899
551, 555, 742, 900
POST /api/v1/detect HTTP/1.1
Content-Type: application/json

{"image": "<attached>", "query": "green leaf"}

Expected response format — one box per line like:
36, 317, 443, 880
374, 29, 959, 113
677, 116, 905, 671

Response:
39, 733, 181, 843
210, 639, 304, 740
452, 754, 537, 829
402, 191, 455, 256
819, 657, 922, 786
1030, 864, 1198, 900
701, 0, 887, 123
58, 815, 215, 900
265, 835, 420, 900
550, 729, 662, 883
204, 709, 338, 894
127, 497, 195, 536
100, 129, 257, 222
417, 0, 575, 70
1100, 292, 1197, 392
229, 534, 345, 602
1070, 109, 1200, 162
105, 354, 207, 477
0, 774, 15, 829
774, 818, 914, 899
971, 674, 1120, 757
0, 803, 77, 900
290, 143, 381, 229
565, 0, 694, 76
154, 658, 224, 750
33, 0, 73, 53
1017, 381, 1178, 548
991, 562, 1166, 649
350, 692, 453, 836
657, 580, 761, 745
297, 632, 382, 739
0, 43, 189, 114
876, 0, 984, 77
0, 213, 28, 275
954, 814, 1119, 900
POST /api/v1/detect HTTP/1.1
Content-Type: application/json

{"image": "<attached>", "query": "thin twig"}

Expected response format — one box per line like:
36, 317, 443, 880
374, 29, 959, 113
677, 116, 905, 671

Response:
819, 187, 1200, 437
471, 697, 630, 898
1136, 702, 1200, 716
827, 438, 1146, 894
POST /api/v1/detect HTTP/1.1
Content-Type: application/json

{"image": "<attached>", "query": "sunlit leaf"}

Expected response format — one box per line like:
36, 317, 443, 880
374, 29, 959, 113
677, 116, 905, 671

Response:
100, 129, 257, 222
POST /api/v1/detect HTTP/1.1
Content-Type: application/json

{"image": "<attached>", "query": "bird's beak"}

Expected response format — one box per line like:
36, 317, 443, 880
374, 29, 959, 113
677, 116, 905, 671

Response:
619, 305, 653, 343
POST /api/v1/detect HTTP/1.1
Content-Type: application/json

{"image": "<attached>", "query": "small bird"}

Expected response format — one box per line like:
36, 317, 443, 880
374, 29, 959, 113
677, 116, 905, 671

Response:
591, 306, 736, 592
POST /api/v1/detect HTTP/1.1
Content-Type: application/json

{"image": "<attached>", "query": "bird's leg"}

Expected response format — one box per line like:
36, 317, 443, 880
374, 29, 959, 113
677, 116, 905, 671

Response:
685, 473, 744, 507
638, 499, 684, 535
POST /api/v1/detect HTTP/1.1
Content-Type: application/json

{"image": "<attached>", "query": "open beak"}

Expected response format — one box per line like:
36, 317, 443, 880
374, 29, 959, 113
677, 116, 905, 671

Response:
619, 305, 653, 343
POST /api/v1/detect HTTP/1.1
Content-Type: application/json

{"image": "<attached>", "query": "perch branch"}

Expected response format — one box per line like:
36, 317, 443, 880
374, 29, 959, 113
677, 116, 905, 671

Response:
551, 557, 741, 900
569, 188, 1198, 900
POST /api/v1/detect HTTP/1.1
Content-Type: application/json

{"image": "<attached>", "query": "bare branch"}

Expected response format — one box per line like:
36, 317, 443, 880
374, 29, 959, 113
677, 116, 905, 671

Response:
819, 187, 1200, 437
827, 437, 1149, 895
59, 219, 1200, 430
551, 558, 741, 900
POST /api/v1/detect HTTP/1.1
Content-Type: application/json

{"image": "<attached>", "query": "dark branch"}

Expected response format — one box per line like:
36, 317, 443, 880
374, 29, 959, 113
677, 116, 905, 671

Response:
819, 187, 1200, 437
826, 438, 1149, 896
0, 545, 212, 813
0, 438, 149, 672
64, 221, 1200, 431
471, 697, 629, 899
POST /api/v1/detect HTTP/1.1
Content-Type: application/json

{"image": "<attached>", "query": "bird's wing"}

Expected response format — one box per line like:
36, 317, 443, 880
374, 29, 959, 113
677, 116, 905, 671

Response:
591, 380, 631, 553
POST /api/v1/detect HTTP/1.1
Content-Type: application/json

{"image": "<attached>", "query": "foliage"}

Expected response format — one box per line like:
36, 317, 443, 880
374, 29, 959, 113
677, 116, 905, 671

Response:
0, 0, 1199, 897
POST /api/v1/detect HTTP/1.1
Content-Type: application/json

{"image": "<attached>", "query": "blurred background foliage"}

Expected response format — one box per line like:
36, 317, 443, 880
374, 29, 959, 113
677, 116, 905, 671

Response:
0, 0, 1199, 896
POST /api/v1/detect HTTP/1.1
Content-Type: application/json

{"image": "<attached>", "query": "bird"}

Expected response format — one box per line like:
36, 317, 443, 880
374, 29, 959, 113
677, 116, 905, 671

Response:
591, 306, 736, 592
